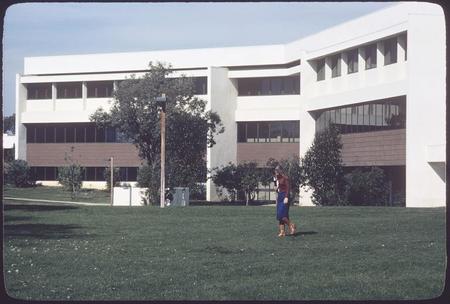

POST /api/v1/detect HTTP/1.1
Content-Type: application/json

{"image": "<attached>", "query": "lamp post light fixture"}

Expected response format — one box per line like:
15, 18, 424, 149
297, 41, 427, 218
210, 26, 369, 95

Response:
156, 94, 167, 208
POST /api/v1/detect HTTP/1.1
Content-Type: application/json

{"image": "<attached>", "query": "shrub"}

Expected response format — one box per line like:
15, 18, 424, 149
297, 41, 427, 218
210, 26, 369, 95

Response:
344, 167, 390, 206
302, 126, 345, 206
104, 167, 121, 191
57, 165, 85, 199
190, 183, 206, 200
4, 159, 36, 187
211, 161, 263, 205
136, 164, 160, 206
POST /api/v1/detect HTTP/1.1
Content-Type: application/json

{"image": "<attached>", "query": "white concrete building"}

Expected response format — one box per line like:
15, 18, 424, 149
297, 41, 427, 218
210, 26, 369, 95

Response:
15, 2, 446, 207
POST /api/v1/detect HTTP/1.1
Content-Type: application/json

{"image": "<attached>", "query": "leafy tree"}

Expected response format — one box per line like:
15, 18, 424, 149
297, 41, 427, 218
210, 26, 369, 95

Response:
90, 62, 224, 204
344, 167, 390, 206
3, 113, 15, 133
4, 159, 36, 187
302, 125, 345, 206
266, 156, 304, 204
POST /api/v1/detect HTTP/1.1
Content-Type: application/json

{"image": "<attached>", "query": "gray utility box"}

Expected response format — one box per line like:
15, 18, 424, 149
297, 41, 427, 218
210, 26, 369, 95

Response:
172, 187, 189, 206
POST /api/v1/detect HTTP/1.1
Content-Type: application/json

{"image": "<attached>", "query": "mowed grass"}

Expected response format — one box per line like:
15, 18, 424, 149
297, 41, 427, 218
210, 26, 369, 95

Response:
3, 200, 446, 301
4, 186, 109, 204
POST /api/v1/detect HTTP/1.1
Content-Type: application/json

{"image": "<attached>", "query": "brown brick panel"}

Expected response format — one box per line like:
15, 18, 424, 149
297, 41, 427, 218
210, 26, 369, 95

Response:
237, 143, 299, 167
341, 129, 406, 166
27, 143, 143, 167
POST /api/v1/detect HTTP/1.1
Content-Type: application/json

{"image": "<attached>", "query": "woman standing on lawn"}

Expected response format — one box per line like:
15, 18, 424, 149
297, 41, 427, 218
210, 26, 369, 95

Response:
274, 165, 296, 237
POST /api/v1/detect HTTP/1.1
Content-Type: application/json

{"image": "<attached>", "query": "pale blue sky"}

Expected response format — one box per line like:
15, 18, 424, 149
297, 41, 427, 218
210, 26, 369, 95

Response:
2, 2, 395, 116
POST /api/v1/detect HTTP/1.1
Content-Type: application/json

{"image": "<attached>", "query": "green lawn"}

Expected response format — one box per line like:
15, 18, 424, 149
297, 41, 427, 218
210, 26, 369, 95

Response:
3, 200, 446, 301
4, 186, 109, 204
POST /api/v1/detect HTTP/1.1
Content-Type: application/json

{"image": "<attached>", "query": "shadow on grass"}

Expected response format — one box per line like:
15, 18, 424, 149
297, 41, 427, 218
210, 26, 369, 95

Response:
290, 231, 318, 237
4, 215, 33, 222
4, 203, 79, 212
4, 223, 93, 240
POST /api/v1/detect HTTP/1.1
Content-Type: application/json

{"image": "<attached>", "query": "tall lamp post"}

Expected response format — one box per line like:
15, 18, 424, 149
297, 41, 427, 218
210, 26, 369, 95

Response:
156, 94, 167, 208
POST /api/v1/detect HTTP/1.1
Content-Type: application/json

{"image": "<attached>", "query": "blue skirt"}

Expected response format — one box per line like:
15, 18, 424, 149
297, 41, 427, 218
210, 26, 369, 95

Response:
276, 191, 289, 221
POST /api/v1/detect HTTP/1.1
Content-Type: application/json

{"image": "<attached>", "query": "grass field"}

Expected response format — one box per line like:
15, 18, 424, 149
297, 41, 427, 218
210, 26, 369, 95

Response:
3, 200, 446, 301
4, 186, 109, 204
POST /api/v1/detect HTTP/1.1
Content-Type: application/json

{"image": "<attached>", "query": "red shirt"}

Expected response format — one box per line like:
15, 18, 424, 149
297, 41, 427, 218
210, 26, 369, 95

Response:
276, 174, 289, 198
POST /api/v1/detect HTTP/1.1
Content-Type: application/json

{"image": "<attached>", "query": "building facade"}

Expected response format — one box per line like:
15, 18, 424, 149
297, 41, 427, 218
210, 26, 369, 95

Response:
15, 3, 446, 207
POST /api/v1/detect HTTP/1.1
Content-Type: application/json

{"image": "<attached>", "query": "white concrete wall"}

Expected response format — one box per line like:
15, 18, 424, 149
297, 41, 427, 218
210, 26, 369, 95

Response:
206, 67, 238, 201
15, 75, 27, 160
235, 95, 300, 121
405, 7, 446, 207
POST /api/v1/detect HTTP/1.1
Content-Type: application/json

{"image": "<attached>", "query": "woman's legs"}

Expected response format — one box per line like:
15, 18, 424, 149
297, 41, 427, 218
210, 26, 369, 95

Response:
281, 217, 296, 235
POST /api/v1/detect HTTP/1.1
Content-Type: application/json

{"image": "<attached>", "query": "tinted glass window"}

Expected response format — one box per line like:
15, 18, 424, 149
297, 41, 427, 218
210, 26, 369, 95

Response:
35, 127, 45, 143
27, 126, 35, 143
56, 82, 82, 99
27, 83, 52, 100
65, 127, 75, 142
45, 126, 55, 143
347, 49, 358, 74
87, 81, 113, 98
365, 44, 377, 69
331, 54, 341, 78
384, 37, 397, 65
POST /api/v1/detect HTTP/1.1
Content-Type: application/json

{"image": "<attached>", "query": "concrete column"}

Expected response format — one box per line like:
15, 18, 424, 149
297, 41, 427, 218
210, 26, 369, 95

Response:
358, 47, 365, 72
376, 41, 384, 69
15, 74, 27, 160
341, 52, 348, 76
406, 12, 445, 207
325, 56, 332, 79
82, 81, 87, 110
206, 67, 237, 201
397, 34, 407, 63
52, 83, 56, 111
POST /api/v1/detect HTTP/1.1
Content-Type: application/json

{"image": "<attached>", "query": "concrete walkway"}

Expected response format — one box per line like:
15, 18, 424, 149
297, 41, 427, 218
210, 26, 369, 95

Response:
4, 197, 109, 206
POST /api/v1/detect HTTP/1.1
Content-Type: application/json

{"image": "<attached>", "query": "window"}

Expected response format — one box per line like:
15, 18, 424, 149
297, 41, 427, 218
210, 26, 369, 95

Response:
315, 97, 406, 134
269, 122, 282, 142
331, 54, 341, 78
259, 122, 270, 143
35, 127, 45, 143
96, 128, 106, 143
365, 44, 377, 70
237, 123, 246, 143
347, 49, 358, 74
55, 127, 65, 143
45, 126, 55, 143
237, 121, 299, 143
27, 83, 52, 100
106, 127, 116, 143
65, 127, 75, 143
316, 58, 325, 81
127, 167, 138, 181
237, 75, 300, 96
246, 123, 257, 143
95, 167, 105, 181
56, 82, 82, 99
26, 126, 35, 143
193, 77, 207, 95
87, 81, 113, 98
86, 126, 96, 143
86, 167, 96, 181
75, 126, 85, 143
384, 37, 397, 65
